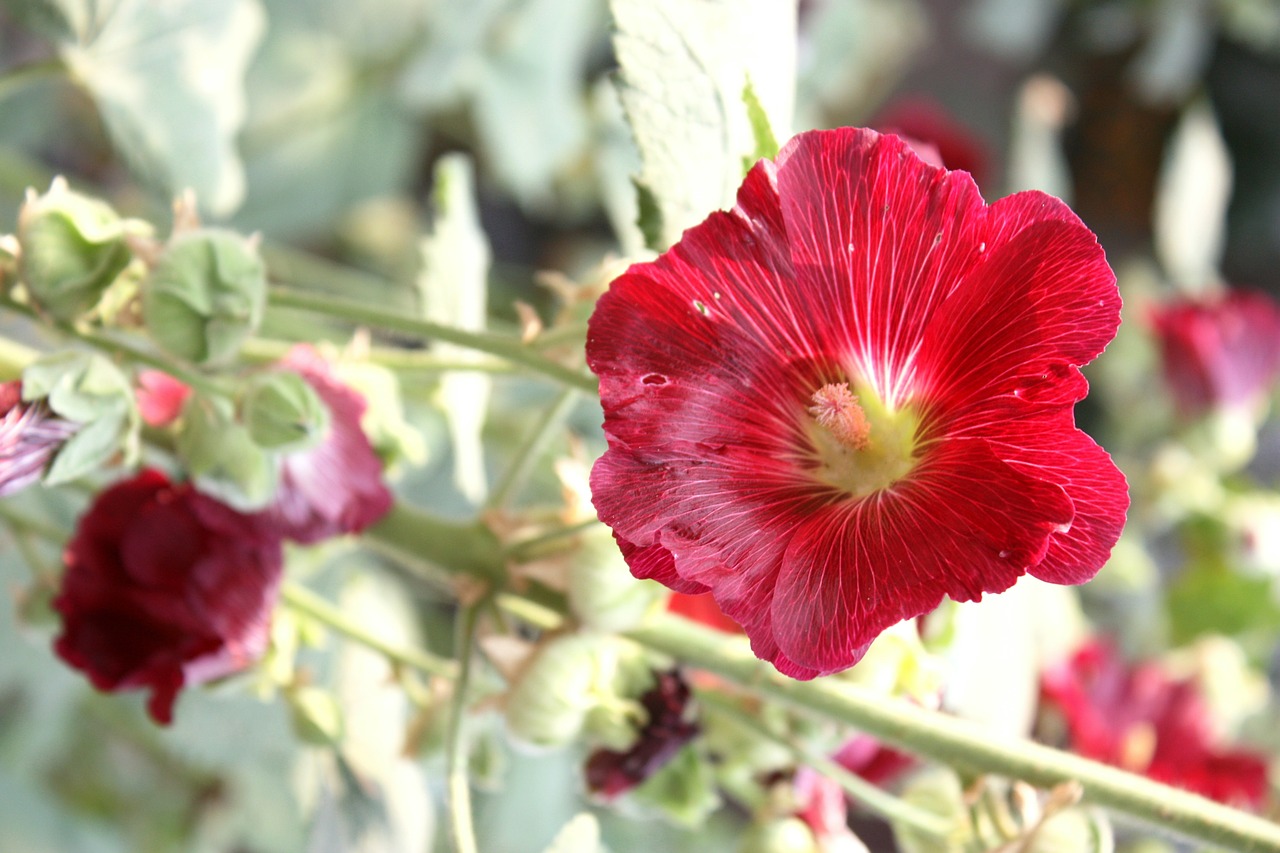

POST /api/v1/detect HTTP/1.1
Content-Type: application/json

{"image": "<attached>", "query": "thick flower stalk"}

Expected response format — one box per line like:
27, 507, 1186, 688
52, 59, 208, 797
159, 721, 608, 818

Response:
53, 469, 284, 724
588, 127, 1128, 679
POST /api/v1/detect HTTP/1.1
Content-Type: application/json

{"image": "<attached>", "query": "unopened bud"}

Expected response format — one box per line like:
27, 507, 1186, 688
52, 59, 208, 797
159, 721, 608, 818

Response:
504, 632, 620, 750
17, 178, 139, 321
568, 525, 665, 632
176, 392, 276, 510
740, 818, 820, 853
142, 228, 265, 364
241, 371, 329, 452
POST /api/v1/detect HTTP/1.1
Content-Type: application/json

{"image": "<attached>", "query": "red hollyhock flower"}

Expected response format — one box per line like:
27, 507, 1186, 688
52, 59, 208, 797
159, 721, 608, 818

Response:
585, 669, 700, 799
1039, 640, 1268, 808
0, 380, 78, 496
135, 369, 193, 428
588, 127, 1127, 679
53, 469, 284, 724
270, 346, 393, 543
1149, 289, 1280, 418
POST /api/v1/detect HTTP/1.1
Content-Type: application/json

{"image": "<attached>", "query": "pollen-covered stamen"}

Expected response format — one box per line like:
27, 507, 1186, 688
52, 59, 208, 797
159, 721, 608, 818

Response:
809, 383, 870, 449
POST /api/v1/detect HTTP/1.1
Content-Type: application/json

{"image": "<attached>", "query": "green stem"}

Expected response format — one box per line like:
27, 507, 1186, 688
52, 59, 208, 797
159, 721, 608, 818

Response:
268, 287, 598, 394
446, 603, 482, 853
501, 517, 601, 561
627, 613, 1280, 853
362, 501, 506, 588
487, 387, 582, 511
279, 582, 457, 679
0, 296, 228, 397
240, 338, 511, 376
697, 691, 953, 839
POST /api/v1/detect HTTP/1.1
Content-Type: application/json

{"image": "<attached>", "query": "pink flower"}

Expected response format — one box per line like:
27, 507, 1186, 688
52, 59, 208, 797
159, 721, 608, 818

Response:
269, 346, 393, 543
1039, 640, 1268, 808
53, 469, 284, 724
135, 369, 193, 427
0, 380, 78, 496
792, 767, 866, 853
587, 128, 1127, 679
1149, 290, 1280, 418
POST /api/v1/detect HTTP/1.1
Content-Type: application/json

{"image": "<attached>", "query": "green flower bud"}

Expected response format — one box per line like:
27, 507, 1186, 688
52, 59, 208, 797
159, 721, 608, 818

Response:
739, 818, 819, 853
176, 392, 276, 510
17, 178, 140, 321
1027, 806, 1114, 853
241, 370, 329, 452
894, 767, 970, 853
142, 228, 266, 364
504, 632, 621, 750
21, 351, 139, 484
287, 685, 345, 746
568, 525, 665, 633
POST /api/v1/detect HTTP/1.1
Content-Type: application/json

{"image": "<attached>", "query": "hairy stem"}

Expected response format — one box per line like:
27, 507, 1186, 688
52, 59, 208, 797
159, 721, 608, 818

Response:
268, 287, 598, 393
627, 614, 1280, 853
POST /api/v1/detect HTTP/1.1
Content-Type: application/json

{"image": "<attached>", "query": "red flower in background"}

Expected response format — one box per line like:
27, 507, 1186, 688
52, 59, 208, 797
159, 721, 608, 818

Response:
588, 127, 1127, 679
1039, 640, 1268, 808
269, 346, 392, 544
0, 380, 77, 497
1149, 290, 1280, 418
53, 469, 284, 725
875, 96, 992, 186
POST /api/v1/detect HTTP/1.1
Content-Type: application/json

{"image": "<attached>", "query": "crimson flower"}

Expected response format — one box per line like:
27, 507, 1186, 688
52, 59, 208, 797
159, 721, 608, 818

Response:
1149, 289, 1280, 418
588, 127, 1127, 678
53, 469, 284, 724
269, 346, 392, 543
585, 669, 700, 799
0, 380, 77, 497
1039, 640, 1268, 808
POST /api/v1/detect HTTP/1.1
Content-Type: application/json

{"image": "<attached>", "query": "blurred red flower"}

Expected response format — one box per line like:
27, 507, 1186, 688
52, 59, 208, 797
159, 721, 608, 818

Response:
0, 380, 77, 496
269, 346, 392, 543
875, 96, 992, 185
588, 127, 1127, 679
1149, 289, 1280, 418
1039, 640, 1268, 808
53, 469, 284, 725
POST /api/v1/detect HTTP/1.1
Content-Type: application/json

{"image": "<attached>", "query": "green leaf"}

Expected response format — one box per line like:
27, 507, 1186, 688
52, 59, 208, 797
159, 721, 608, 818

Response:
610, 0, 797, 250
57, 0, 265, 215
1166, 562, 1280, 644
741, 77, 779, 168
418, 154, 492, 505
176, 393, 276, 511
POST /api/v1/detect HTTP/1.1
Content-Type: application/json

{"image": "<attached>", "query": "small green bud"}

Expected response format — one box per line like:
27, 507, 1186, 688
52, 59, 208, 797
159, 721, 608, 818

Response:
176, 392, 276, 510
287, 685, 345, 746
740, 818, 819, 853
142, 228, 266, 364
894, 767, 971, 853
21, 351, 139, 484
504, 632, 621, 750
568, 526, 665, 633
241, 370, 329, 452
17, 178, 139, 321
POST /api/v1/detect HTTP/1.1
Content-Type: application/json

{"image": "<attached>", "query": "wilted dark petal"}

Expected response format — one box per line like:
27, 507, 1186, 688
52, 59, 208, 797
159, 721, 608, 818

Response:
585, 670, 699, 799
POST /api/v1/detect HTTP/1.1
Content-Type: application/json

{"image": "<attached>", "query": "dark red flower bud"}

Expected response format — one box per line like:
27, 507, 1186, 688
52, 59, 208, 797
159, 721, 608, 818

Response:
53, 469, 284, 724
585, 669, 700, 799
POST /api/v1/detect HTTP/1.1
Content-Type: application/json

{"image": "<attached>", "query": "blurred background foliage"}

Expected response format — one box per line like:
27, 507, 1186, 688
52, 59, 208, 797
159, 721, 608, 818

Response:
3, 0, 1280, 850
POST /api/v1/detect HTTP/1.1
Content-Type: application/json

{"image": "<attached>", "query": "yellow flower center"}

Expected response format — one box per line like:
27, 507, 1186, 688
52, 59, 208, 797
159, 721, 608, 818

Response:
806, 382, 919, 497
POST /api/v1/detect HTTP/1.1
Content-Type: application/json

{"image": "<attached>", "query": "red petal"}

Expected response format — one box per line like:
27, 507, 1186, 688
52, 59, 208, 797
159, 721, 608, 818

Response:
770, 440, 1073, 674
